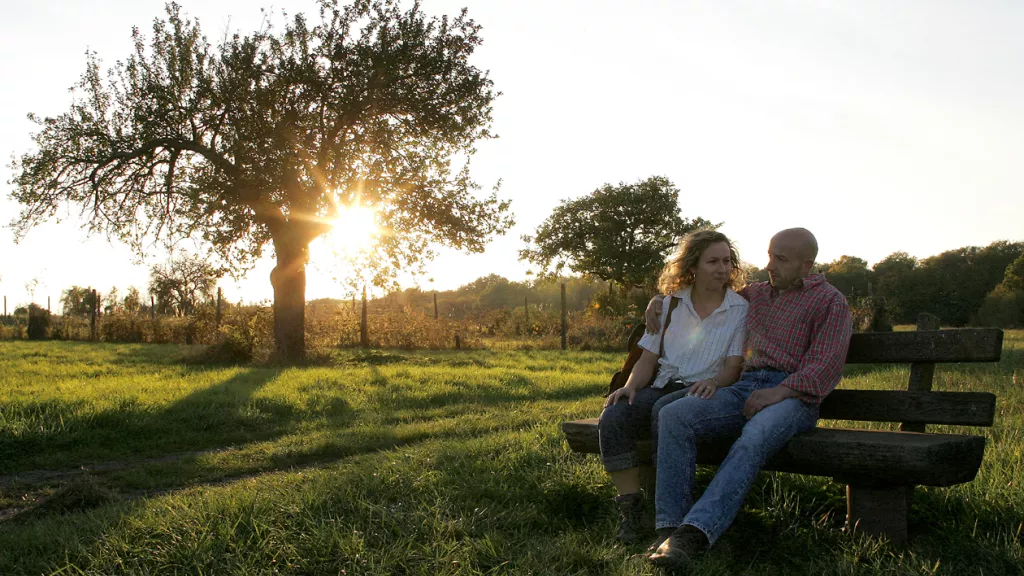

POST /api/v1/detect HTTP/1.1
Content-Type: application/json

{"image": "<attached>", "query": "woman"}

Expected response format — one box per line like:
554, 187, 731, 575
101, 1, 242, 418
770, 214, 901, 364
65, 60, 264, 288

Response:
598, 229, 747, 544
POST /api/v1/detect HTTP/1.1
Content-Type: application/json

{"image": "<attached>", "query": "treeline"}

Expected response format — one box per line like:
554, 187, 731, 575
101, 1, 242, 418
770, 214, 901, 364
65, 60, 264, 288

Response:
746, 241, 1024, 328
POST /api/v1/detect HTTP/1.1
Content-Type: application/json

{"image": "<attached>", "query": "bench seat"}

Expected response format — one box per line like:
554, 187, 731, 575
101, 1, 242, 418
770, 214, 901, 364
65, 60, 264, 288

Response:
562, 418, 987, 487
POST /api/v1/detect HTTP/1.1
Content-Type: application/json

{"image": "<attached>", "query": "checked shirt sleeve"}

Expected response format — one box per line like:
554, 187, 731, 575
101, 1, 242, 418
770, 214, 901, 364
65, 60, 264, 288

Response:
782, 292, 853, 403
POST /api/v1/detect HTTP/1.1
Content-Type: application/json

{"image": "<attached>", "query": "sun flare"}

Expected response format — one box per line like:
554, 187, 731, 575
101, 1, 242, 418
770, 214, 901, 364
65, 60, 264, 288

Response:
318, 204, 380, 257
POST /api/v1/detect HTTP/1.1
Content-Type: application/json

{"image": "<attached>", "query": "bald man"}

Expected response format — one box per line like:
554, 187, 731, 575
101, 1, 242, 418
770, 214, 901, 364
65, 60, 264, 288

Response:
644, 228, 852, 571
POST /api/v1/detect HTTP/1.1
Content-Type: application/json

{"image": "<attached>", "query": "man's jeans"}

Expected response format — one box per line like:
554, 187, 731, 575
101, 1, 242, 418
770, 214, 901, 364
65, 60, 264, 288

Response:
598, 381, 691, 472
654, 369, 819, 544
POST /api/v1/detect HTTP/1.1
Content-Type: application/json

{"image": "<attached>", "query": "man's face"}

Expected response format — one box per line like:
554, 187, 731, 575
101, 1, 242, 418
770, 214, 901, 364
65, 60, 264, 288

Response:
765, 235, 812, 290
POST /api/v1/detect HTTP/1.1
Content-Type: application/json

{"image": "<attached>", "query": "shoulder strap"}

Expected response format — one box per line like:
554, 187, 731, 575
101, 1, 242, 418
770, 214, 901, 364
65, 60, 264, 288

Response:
658, 296, 680, 358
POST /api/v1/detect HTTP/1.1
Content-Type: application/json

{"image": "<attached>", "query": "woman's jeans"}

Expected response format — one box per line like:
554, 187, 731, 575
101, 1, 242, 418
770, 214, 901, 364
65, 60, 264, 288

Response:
598, 381, 691, 473
654, 369, 819, 545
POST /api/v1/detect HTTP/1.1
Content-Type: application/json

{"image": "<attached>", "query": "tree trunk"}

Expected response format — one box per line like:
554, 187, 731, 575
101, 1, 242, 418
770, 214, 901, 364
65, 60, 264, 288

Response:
270, 231, 308, 362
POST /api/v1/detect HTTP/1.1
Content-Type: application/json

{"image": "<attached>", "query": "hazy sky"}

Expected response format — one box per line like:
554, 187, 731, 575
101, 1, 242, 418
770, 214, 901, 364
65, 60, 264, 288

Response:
2, 0, 1022, 311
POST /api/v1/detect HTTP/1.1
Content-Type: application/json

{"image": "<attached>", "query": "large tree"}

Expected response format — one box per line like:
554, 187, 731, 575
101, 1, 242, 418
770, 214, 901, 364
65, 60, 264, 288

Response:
520, 176, 716, 290
9, 0, 511, 360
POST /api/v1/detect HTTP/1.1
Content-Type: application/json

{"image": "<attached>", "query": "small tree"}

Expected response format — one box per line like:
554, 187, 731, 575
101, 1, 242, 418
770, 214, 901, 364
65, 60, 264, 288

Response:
148, 254, 219, 316
123, 287, 143, 315
520, 176, 717, 291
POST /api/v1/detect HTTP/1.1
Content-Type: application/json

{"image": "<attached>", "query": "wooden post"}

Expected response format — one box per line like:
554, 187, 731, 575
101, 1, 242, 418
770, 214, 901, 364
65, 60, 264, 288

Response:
902, 314, 939, 433
455, 333, 461, 350
150, 295, 156, 321
524, 295, 529, 324
47, 296, 51, 314
90, 289, 98, 341
560, 282, 567, 351
433, 292, 439, 320
845, 483, 908, 544
360, 285, 369, 348
215, 287, 223, 328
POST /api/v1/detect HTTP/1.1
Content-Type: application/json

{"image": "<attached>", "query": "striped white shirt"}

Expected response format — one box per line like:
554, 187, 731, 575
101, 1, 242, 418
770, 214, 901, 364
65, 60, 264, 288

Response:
638, 287, 748, 389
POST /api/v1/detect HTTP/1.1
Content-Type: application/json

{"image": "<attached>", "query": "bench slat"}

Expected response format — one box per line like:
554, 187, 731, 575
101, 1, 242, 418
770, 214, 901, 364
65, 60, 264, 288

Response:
845, 329, 1002, 364
562, 419, 985, 487
820, 390, 996, 426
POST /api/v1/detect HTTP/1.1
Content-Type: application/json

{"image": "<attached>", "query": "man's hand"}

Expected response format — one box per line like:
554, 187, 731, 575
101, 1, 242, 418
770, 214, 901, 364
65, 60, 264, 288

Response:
743, 386, 793, 419
645, 296, 665, 334
686, 378, 719, 399
605, 385, 638, 408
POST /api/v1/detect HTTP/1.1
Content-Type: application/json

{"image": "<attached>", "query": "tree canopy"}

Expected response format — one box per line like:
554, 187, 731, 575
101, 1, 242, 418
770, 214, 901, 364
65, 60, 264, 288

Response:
519, 176, 717, 290
9, 0, 511, 360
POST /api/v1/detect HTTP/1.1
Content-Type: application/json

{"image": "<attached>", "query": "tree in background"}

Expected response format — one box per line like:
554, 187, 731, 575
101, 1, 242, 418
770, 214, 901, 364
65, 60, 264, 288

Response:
909, 241, 1023, 326
10, 1, 511, 361
871, 251, 918, 323
520, 176, 717, 291
823, 255, 872, 297
976, 252, 1024, 327
103, 287, 121, 315
148, 254, 219, 317
60, 286, 97, 318
123, 287, 143, 315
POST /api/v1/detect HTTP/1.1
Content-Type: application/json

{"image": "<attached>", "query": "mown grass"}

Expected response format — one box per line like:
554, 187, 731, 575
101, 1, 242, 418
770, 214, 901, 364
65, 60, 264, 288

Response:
0, 334, 1022, 575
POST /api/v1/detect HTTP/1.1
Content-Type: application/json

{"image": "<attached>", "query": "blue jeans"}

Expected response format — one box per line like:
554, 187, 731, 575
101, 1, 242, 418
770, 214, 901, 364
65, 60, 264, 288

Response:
598, 381, 691, 472
654, 370, 819, 544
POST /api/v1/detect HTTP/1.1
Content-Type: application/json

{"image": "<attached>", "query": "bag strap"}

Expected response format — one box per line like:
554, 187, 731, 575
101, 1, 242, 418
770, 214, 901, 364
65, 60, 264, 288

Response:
658, 295, 680, 359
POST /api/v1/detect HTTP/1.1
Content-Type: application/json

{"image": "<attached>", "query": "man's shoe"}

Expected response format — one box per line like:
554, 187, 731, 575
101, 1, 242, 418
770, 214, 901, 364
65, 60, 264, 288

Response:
646, 527, 675, 554
614, 493, 644, 543
648, 524, 709, 571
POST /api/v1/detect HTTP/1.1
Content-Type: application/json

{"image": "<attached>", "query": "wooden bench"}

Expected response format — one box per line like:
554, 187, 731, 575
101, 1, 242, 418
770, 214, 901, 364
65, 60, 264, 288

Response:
561, 328, 1003, 543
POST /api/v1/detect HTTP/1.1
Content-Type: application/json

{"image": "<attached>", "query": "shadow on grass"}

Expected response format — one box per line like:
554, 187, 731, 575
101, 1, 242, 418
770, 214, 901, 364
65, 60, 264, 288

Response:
0, 367, 299, 475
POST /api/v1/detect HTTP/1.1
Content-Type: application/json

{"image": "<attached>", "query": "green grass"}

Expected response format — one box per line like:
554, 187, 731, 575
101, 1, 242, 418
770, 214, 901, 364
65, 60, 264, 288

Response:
0, 335, 1022, 575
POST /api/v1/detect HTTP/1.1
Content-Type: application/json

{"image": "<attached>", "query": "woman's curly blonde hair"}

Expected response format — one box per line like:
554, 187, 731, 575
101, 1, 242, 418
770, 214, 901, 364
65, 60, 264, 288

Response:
658, 230, 743, 294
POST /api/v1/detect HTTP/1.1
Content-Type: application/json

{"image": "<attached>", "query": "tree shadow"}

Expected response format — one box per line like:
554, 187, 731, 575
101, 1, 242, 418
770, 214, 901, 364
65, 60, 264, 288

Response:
0, 367, 293, 475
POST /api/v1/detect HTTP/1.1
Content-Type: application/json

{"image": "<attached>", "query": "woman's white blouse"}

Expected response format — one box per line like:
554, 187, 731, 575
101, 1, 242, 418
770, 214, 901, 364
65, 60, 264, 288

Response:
637, 287, 748, 388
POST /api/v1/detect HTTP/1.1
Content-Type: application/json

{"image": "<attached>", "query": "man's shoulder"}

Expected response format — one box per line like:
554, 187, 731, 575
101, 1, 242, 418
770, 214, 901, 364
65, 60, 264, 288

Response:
725, 288, 750, 309
740, 281, 771, 299
808, 276, 848, 303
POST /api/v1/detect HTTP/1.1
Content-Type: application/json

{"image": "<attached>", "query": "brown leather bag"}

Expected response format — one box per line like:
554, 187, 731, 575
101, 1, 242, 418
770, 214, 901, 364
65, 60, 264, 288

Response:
606, 296, 680, 396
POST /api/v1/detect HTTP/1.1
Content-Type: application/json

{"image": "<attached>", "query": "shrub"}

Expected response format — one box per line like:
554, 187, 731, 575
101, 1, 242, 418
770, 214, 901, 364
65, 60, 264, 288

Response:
975, 286, 1024, 328
27, 310, 50, 340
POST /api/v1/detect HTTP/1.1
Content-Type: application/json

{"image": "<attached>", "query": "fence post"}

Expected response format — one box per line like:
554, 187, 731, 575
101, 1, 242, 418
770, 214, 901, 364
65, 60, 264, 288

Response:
455, 333, 461, 350
90, 289, 98, 341
216, 287, 223, 328
560, 282, 567, 351
524, 295, 529, 324
150, 295, 155, 321
360, 285, 369, 348
433, 292, 439, 320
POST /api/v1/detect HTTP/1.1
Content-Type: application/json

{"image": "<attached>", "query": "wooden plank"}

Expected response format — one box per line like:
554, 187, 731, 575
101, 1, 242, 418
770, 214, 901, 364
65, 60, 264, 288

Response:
561, 420, 986, 487
820, 390, 996, 427
845, 329, 1003, 364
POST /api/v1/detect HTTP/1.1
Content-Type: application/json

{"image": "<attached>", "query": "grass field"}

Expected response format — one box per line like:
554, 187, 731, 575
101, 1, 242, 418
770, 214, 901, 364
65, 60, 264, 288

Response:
0, 334, 1022, 575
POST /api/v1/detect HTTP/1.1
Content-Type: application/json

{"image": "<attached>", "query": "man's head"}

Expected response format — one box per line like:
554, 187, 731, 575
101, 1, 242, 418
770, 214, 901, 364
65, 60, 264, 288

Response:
765, 228, 818, 290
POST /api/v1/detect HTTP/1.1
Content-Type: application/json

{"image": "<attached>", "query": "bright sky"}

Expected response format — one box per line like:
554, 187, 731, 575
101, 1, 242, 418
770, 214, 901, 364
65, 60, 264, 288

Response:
2, 0, 1022, 312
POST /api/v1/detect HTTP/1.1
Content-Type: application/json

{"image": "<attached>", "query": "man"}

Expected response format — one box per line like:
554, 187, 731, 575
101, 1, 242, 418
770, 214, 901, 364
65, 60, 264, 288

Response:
643, 228, 852, 571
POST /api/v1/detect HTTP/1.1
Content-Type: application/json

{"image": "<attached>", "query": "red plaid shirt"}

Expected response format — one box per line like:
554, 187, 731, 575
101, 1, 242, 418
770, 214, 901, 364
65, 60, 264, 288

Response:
740, 274, 852, 403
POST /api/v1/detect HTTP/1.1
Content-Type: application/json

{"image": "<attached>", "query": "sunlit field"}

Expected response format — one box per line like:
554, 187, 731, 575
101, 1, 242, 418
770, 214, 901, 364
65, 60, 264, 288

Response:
1, 334, 1022, 575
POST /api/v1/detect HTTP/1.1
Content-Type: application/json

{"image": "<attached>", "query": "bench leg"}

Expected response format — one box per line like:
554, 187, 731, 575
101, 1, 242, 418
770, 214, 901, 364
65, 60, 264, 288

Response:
845, 483, 908, 543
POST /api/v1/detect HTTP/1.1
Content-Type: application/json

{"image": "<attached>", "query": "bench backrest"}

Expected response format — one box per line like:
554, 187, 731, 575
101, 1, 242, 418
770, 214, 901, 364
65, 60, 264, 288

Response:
822, 328, 1002, 430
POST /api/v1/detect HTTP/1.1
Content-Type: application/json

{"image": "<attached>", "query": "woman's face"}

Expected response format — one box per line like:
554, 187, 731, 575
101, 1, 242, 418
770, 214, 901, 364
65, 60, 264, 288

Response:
691, 241, 734, 291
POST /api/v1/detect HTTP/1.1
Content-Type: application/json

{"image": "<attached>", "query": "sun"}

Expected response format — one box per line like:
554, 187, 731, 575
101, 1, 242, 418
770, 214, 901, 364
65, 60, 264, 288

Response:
317, 204, 380, 258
